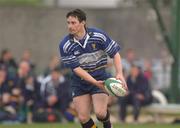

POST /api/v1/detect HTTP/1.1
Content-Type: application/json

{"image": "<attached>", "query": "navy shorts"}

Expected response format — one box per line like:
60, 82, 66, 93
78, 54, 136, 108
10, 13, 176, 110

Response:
71, 73, 111, 98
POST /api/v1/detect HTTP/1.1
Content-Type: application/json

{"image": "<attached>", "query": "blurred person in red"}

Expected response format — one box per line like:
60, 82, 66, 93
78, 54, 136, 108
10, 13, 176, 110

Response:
143, 59, 153, 81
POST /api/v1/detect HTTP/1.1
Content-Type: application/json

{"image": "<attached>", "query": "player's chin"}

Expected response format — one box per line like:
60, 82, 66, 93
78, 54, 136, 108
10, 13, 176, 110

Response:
69, 30, 76, 34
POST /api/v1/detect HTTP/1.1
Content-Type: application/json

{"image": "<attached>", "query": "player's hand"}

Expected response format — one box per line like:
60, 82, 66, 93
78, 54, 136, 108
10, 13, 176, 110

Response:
115, 73, 128, 91
95, 80, 106, 91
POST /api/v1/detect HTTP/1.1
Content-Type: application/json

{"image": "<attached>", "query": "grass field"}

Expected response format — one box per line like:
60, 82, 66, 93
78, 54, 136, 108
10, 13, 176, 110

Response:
0, 123, 179, 128
0, 0, 41, 6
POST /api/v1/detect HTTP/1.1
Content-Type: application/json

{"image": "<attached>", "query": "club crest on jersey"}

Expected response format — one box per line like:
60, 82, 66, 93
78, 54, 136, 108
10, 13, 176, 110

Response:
92, 43, 96, 50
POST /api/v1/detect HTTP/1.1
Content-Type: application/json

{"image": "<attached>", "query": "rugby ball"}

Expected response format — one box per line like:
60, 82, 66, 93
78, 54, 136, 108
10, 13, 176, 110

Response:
104, 78, 126, 97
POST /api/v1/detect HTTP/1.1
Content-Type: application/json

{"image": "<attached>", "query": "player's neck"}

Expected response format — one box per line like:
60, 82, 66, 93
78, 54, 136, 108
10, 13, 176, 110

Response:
74, 28, 86, 40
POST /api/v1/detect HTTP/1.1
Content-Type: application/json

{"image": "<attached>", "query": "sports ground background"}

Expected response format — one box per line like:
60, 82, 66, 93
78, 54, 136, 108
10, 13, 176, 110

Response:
0, 0, 180, 127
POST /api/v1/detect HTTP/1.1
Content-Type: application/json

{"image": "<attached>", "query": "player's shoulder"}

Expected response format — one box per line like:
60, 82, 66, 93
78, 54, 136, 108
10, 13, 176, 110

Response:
88, 27, 108, 41
59, 35, 71, 47
59, 34, 75, 53
88, 27, 106, 35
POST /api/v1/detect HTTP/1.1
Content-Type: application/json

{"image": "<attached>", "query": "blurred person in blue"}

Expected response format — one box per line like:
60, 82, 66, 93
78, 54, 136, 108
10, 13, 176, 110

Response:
8, 61, 36, 122
0, 65, 13, 95
0, 66, 23, 122
59, 9, 127, 128
41, 67, 75, 122
22, 74, 41, 123
118, 65, 153, 123
0, 66, 11, 116
143, 59, 153, 82
22, 75, 41, 110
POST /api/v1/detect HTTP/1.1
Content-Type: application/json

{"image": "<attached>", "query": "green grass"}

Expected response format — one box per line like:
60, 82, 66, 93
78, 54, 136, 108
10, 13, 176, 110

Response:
0, 123, 179, 128
0, 0, 41, 6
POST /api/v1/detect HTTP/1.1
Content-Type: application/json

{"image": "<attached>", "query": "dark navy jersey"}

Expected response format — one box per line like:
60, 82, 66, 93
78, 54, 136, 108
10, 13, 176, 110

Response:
59, 27, 120, 81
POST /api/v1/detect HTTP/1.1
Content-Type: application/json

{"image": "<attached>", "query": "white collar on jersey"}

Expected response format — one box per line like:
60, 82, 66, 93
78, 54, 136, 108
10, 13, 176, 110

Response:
73, 33, 90, 49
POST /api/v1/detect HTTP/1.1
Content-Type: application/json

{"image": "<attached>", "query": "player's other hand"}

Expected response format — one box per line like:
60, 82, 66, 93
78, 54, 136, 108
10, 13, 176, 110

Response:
116, 73, 128, 91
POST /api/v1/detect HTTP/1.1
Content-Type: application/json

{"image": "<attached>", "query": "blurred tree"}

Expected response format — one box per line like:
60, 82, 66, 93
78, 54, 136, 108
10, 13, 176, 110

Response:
149, 0, 180, 103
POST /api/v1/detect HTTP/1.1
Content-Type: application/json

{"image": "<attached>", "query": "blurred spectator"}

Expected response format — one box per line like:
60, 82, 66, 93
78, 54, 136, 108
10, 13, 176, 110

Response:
122, 49, 141, 78
0, 67, 22, 122
0, 49, 17, 79
0, 92, 17, 122
22, 75, 41, 111
14, 61, 33, 89
18, 61, 32, 78
6, 61, 35, 122
151, 50, 172, 90
118, 65, 153, 123
10, 87, 24, 120
21, 50, 36, 71
43, 55, 71, 80
0, 67, 10, 115
143, 59, 153, 81
40, 68, 75, 122
21, 75, 41, 123
43, 55, 60, 77
0, 66, 12, 94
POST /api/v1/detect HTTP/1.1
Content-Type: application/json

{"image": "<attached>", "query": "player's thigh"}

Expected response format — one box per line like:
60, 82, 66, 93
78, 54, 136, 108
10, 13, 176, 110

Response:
92, 93, 109, 117
73, 94, 92, 120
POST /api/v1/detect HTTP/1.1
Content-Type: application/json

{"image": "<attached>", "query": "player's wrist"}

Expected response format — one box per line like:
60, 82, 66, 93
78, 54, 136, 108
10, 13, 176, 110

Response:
91, 79, 98, 86
116, 70, 123, 75
94, 81, 104, 89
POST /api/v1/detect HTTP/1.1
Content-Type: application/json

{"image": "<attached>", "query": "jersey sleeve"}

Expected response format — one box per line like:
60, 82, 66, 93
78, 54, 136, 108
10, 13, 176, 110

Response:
100, 32, 121, 58
59, 41, 80, 69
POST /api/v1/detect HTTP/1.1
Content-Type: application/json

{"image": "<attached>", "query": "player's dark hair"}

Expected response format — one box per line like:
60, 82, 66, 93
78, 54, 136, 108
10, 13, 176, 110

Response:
66, 9, 86, 22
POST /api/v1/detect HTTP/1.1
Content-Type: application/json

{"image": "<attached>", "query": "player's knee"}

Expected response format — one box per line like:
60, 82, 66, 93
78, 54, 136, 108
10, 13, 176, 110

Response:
95, 109, 106, 119
78, 114, 90, 123
96, 110, 110, 122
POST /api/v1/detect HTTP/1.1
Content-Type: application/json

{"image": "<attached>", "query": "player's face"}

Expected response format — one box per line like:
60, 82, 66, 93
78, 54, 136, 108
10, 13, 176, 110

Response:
67, 16, 85, 35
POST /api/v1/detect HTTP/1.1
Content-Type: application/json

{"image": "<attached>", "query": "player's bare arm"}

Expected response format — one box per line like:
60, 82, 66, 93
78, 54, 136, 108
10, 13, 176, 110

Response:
113, 52, 128, 90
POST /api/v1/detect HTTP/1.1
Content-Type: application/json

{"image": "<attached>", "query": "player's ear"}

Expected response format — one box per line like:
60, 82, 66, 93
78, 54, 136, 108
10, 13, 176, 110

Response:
81, 21, 86, 25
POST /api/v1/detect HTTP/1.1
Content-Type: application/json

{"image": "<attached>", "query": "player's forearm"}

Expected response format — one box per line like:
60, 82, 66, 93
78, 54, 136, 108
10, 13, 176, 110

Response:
113, 53, 123, 75
73, 67, 97, 85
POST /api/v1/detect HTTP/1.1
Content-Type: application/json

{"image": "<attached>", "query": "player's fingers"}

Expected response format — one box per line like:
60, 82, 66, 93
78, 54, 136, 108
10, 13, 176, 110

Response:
115, 76, 121, 80
100, 80, 105, 84
122, 82, 128, 91
116, 77, 128, 92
